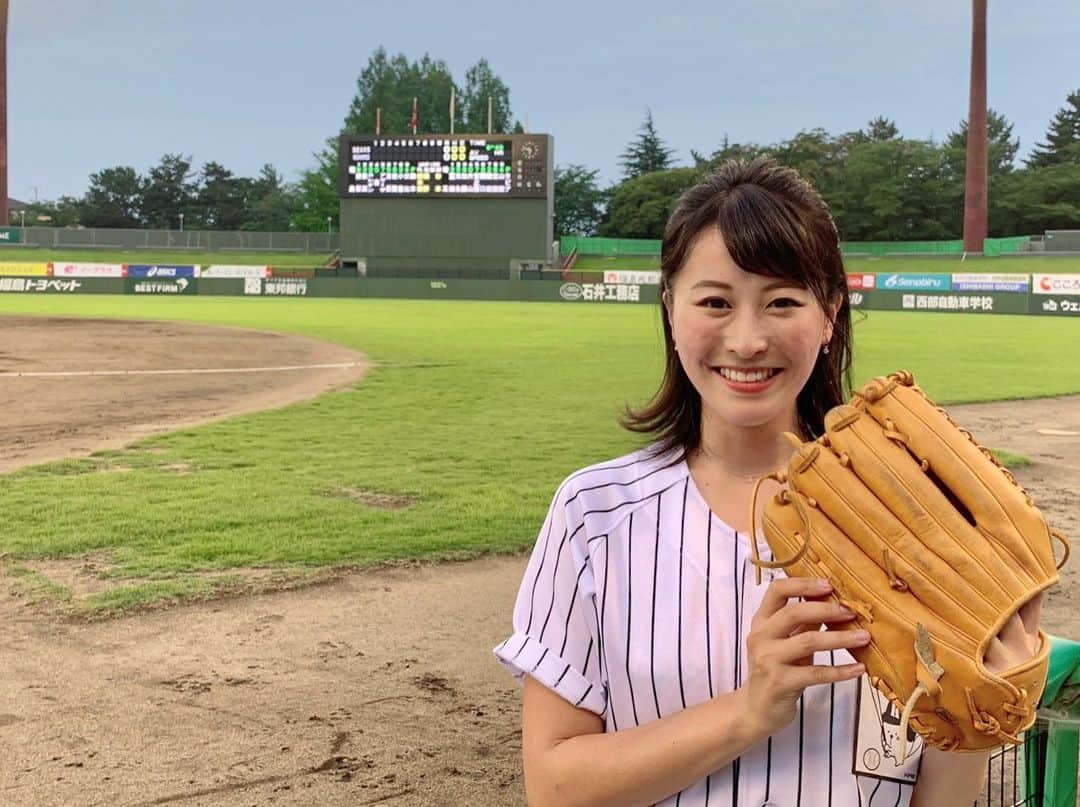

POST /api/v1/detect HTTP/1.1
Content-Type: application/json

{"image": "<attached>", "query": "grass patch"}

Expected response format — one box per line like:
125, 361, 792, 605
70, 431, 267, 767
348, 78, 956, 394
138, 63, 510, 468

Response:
5, 565, 72, 604
0, 247, 333, 267
991, 448, 1033, 468
0, 295, 1073, 611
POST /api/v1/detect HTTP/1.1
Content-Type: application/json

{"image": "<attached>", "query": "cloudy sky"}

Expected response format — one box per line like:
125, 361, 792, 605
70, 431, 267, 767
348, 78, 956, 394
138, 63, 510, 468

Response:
10, 0, 1080, 202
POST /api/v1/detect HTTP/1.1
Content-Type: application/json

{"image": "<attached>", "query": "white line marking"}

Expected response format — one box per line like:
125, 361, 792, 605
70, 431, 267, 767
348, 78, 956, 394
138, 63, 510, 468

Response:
0, 362, 365, 379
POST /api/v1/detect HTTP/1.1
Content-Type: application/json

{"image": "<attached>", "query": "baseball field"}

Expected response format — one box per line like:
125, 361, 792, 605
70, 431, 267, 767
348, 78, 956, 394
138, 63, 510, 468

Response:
0, 263, 1078, 805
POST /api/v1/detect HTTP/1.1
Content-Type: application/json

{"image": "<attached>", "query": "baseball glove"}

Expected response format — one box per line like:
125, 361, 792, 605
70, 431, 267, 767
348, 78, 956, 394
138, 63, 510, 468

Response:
750, 370, 1070, 758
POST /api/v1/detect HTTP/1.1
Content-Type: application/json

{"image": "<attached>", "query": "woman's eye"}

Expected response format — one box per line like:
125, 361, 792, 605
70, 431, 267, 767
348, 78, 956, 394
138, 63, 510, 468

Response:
769, 297, 804, 309
701, 298, 731, 309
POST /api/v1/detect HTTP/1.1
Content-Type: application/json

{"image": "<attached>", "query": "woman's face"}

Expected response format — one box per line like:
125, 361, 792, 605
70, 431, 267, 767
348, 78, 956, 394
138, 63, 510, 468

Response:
664, 228, 835, 437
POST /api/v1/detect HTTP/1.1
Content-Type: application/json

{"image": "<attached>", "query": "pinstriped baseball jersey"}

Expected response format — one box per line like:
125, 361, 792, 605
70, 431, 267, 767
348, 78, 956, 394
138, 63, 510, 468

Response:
495, 445, 917, 806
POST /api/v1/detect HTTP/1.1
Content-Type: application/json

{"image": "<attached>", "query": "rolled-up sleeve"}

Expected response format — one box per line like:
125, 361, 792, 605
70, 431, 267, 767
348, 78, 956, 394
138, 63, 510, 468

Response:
494, 478, 607, 716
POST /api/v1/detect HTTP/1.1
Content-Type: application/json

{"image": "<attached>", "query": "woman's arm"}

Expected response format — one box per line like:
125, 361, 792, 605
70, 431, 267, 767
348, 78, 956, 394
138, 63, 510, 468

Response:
909, 747, 990, 806
522, 578, 867, 807
522, 674, 764, 807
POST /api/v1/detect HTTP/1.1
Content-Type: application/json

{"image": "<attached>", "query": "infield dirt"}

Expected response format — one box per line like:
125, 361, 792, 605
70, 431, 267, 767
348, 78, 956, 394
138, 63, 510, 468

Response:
0, 317, 1077, 806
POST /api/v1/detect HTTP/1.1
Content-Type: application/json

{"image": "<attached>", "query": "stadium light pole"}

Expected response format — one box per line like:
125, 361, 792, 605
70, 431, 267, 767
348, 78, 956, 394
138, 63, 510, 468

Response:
962, 0, 989, 254
179, 212, 184, 232
0, 0, 9, 227
327, 216, 332, 235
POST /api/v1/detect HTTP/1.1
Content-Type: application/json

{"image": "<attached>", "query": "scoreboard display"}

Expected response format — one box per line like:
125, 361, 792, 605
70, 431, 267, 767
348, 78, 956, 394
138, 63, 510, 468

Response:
339, 134, 550, 199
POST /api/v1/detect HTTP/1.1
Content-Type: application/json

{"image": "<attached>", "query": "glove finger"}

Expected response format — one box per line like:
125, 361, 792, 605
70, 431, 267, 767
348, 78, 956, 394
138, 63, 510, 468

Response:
857, 375, 1058, 582
822, 404, 1024, 607
773, 442, 991, 643
767, 496, 981, 702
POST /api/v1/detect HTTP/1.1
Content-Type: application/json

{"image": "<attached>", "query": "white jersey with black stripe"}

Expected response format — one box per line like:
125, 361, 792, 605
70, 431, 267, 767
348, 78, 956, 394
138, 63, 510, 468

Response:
496, 445, 917, 806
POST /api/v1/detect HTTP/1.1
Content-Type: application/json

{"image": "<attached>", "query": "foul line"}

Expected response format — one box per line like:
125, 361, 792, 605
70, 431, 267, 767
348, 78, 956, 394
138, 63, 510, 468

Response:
0, 361, 366, 379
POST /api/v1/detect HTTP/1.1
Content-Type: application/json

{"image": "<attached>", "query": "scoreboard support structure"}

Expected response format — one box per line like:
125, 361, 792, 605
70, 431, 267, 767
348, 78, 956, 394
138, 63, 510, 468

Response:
338, 133, 554, 276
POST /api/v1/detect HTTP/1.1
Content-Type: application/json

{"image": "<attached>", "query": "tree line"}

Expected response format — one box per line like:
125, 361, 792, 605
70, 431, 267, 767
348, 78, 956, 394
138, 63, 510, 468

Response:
22, 46, 1078, 243
560, 91, 1080, 241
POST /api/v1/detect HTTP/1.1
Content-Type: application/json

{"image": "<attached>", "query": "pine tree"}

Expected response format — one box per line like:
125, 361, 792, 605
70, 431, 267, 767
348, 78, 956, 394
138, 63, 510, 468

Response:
1027, 90, 1080, 167
619, 110, 674, 179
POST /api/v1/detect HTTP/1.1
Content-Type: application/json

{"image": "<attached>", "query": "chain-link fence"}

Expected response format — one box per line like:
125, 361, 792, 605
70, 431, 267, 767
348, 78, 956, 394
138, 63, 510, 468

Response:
10, 227, 339, 254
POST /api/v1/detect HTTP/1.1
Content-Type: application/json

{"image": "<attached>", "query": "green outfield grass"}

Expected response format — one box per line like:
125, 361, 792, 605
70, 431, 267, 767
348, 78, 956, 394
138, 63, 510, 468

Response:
0, 296, 1075, 613
572, 254, 1080, 275
0, 247, 333, 267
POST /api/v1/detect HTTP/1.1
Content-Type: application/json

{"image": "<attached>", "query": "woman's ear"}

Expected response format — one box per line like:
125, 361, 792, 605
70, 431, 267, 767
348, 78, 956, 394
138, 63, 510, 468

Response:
824, 296, 843, 342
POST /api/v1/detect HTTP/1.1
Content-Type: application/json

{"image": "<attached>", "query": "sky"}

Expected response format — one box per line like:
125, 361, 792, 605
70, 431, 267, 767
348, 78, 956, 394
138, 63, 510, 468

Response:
10, 0, 1080, 203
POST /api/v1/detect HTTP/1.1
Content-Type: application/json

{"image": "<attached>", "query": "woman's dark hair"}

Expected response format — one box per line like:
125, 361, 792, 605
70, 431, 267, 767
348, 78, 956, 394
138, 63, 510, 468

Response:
621, 156, 852, 463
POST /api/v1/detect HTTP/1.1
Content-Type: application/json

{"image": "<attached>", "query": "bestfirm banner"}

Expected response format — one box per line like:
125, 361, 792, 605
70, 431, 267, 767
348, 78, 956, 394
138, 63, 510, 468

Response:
202, 265, 270, 279
951, 273, 1030, 292
126, 264, 198, 279
878, 273, 951, 292
126, 277, 195, 295
1032, 274, 1080, 295
52, 262, 126, 278
0, 262, 49, 276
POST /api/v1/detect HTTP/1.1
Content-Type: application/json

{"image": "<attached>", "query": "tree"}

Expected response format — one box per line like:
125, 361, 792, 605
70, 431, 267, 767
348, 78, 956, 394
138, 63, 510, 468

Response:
828, 139, 953, 241
944, 108, 1019, 178
342, 48, 463, 135
245, 164, 296, 231
1028, 90, 1080, 168
290, 139, 339, 232
599, 168, 698, 239
23, 196, 82, 227
195, 162, 250, 230
459, 58, 512, 134
80, 166, 142, 228
554, 165, 606, 237
140, 154, 196, 228
619, 110, 674, 180
692, 135, 766, 171
863, 116, 900, 142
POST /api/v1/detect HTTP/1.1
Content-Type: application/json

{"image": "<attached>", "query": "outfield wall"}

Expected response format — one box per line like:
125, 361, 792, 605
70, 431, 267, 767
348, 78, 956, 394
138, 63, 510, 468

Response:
0, 268, 1077, 317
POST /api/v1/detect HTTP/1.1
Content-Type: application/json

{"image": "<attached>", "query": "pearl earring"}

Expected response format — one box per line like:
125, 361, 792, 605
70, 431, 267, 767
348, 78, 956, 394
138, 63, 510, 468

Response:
823, 344, 830, 355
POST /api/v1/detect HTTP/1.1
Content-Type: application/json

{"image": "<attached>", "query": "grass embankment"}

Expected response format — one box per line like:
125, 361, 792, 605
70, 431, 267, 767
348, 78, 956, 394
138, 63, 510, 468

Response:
0, 296, 1069, 612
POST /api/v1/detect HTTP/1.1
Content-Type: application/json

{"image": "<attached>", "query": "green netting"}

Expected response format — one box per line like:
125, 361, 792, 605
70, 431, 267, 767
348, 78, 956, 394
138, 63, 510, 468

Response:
560, 236, 662, 256
840, 240, 965, 257
563, 235, 1032, 259
983, 236, 1031, 257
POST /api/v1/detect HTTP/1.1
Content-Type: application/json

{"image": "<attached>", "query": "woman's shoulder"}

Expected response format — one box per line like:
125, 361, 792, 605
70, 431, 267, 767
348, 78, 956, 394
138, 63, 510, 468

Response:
552, 443, 688, 531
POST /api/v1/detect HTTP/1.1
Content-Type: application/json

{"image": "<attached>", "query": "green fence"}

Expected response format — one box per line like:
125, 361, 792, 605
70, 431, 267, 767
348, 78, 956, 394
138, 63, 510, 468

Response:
562, 236, 1032, 259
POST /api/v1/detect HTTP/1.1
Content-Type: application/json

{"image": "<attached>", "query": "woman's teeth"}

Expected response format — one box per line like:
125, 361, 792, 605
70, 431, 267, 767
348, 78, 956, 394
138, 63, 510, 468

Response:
717, 367, 777, 383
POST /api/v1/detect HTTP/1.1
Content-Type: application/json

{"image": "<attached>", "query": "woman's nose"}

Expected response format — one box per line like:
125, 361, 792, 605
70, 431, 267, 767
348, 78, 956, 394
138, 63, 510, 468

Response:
726, 310, 769, 358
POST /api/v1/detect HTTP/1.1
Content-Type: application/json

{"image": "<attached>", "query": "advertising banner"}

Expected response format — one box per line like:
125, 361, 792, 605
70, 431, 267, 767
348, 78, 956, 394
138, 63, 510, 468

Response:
877, 273, 951, 292
558, 281, 651, 303
126, 277, 195, 295
1031, 295, 1080, 317
951, 273, 1030, 292
0, 227, 22, 244
891, 291, 1028, 315
0, 262, 49, 276
126, 264, 198, 279
51, 262, 126, 278
602, 270, 662, 286
846, 274, 876, 290
202, 265, 270, 279
0, 277, 87, 293
1032, 274, 1080, 295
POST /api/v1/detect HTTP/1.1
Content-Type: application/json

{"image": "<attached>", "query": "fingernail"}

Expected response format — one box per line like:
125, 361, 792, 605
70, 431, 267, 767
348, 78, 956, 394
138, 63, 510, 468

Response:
854, 630, 870, 643
815, 579, 832, 590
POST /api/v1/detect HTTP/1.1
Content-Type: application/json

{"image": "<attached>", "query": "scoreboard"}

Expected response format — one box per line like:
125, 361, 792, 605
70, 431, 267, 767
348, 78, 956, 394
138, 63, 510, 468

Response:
339, 134, 550, 199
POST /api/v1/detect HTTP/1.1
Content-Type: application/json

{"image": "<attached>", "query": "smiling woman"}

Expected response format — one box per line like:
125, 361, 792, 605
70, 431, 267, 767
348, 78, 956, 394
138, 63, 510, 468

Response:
494, 158, 993, 807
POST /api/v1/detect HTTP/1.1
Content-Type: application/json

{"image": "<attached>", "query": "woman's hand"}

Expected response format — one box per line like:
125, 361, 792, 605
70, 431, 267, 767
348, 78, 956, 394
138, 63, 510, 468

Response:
741, 577, 869, 738
984, 593, 1045, 674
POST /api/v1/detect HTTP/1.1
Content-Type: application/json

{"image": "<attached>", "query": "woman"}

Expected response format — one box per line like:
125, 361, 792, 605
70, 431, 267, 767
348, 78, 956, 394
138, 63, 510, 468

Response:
495, 158, 1031, 806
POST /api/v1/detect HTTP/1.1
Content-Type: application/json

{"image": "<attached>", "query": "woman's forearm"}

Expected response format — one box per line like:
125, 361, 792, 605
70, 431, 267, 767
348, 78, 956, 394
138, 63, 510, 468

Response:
910, 746, 991, 806
530, 688, 769, 807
